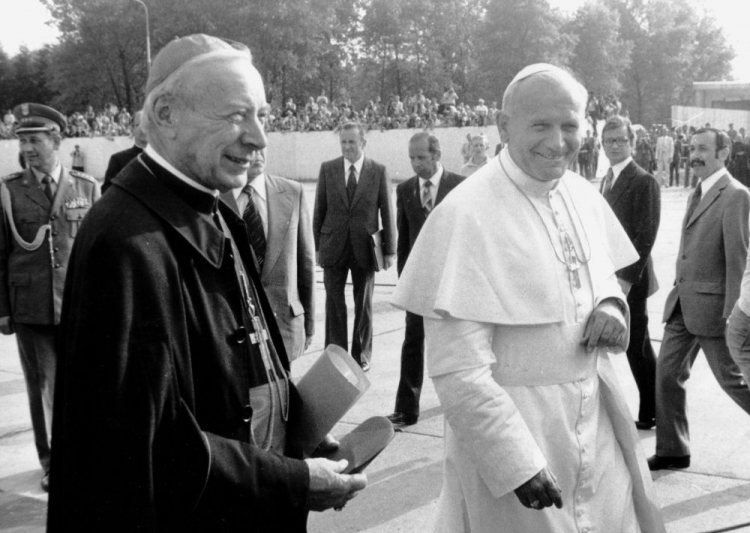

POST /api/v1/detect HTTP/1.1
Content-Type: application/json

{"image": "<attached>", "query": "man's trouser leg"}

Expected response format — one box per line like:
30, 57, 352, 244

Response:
323, 264, 350, 354
626, 296, 657, 423
699, 332, 750, 416
394, 311, 424, 417
655, 312, 700, 457
727, 302, 750, 385
15, 324, 57, 472
658, 156, 670, 185
350, 262, 374, 365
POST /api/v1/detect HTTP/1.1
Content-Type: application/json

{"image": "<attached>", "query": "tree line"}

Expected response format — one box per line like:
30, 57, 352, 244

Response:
0, 0, 735, 128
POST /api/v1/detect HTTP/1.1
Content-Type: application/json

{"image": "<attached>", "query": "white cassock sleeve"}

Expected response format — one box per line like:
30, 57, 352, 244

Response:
425, 317, 547, 499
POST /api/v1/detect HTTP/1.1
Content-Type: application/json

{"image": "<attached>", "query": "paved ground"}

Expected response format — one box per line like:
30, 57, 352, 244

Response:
2, 182, 750, 532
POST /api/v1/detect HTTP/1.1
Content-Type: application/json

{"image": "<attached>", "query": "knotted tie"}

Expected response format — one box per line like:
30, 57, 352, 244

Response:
42, 174, 56, 203
422, 179, 433, 216
242, 185, 266, 270
685, 182, 703, 222
602, 168, 614, 195
347, 165, 357, 204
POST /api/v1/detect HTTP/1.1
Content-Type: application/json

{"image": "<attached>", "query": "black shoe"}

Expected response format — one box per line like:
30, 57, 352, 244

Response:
313, 434, 340, 456
386, 412, 418, 431
41, 472, 49, 492
635, 419, 656, 430
360, 361, 370, 373
647, 454, 690, 471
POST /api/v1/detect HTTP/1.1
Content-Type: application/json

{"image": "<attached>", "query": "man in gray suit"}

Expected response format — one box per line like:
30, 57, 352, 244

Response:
649, 128, 750, 470
228, 149, 315, 361
313, 123, 396, 371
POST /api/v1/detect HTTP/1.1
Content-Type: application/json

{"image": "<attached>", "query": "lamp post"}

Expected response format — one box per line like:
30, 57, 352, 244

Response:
132, 0, 151, 68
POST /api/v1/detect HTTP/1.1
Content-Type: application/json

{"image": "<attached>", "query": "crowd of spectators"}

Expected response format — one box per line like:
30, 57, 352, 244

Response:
264, 89, 501, 133
1, 104, 136, 140
630, 122, 750, 188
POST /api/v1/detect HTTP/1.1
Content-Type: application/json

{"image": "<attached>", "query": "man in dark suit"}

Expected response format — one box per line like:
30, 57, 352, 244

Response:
313, 122, 396, 371
649, 128, 750, 471
48, 34, 365, 531
387, 133, 464, 429
101, 110, 146, 194
0, 103, 100, 492
600, 115, 661, 431
226, 148, 315, 362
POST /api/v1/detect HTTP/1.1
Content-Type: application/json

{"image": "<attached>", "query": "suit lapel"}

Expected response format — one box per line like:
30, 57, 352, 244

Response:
20, 168, 51, 210
334, 157, 349, 209
351, 158, 373, 210
51, 167, 73, 214
263, 174, 291, 276
605, 163, 635, 207
435, 170, 454, 206
686, 174, 727, 228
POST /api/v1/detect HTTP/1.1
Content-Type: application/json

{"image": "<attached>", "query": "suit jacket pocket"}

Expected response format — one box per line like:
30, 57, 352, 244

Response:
66, 207, 89, 238
289, 299, 304, 317
692, 281, 725, 295
8, 272, 30, 319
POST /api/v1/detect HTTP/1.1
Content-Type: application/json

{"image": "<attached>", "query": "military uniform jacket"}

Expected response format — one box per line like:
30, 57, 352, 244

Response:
0, 166, 100, 325
47, 155, 310, 532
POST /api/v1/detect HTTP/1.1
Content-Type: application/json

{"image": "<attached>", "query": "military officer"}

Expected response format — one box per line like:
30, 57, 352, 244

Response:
0, 103, 100, 491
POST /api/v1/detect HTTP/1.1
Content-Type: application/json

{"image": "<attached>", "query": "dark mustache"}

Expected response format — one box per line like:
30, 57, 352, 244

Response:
690, 159, 706, 168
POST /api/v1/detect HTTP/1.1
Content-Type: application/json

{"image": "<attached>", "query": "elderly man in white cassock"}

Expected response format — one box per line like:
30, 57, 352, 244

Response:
392, 64, 665, 533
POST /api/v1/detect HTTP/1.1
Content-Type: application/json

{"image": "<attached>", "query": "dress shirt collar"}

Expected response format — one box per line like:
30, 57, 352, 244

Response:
610, 156, 633, 185
419, 163, 443, 189
232, 173, 267, 202
344, 154, 365, 181
31, 163, 62, 184
699, 167, 727, 195
145, 144, 219, 197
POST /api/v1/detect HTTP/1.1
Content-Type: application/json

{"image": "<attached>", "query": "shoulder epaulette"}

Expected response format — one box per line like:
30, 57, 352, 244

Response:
69, 169, 97, 183
0, 172, 24, 183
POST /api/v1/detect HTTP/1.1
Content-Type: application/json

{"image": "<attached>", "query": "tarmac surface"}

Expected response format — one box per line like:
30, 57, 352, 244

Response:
2, 181, 750, 532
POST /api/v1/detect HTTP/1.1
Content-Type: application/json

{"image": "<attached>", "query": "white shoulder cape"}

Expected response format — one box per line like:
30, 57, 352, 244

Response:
391, 154, 638, 324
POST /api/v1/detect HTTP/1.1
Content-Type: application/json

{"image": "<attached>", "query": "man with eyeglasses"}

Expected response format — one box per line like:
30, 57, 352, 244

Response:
600, 115, 661, 431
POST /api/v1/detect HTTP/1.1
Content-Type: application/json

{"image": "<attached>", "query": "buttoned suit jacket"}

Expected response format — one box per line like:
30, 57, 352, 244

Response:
601, 161, 660, 301
102, 145, 143, 194
662, 172, 750, 337
313, 156, 396, 270
396, 169, 465, 275
223, 174, 315, 361
0, 166, 100, 325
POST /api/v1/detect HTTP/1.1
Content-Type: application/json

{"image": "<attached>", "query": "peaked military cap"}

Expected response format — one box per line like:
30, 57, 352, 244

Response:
13, 103, 67, 134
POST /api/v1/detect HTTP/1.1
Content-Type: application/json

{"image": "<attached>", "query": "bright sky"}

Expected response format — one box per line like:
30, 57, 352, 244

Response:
0, 0, 748, 80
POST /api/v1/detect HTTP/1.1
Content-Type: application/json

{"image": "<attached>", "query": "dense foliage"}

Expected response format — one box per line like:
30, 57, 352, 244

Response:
0, 0, 735, 128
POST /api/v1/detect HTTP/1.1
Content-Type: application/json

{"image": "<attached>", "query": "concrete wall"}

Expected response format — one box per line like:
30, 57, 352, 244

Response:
0, 126, 501, 182
671, 105, 750, 131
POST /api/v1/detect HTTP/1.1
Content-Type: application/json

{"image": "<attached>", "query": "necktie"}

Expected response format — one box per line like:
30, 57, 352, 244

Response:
686, 182, 703, 222
42, 174, 56, 203
602, 168, 614, 195
422, 180, 433, 215
242, 185, 266, 270
347, 165, 357, 204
